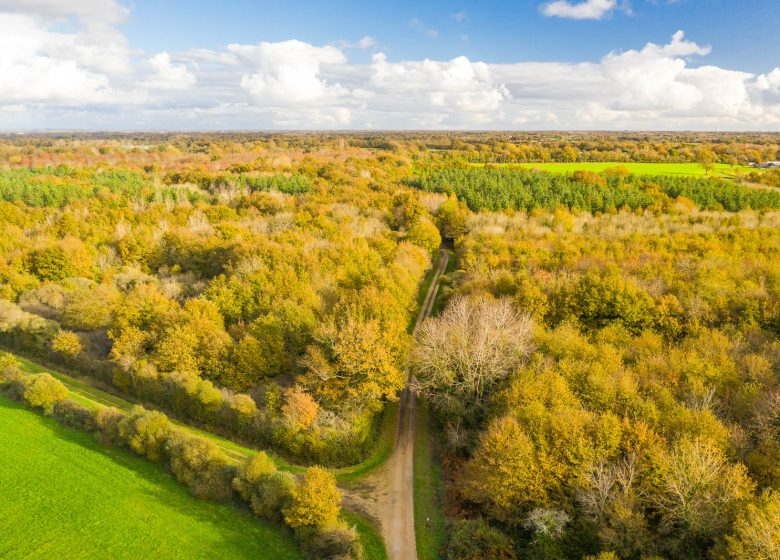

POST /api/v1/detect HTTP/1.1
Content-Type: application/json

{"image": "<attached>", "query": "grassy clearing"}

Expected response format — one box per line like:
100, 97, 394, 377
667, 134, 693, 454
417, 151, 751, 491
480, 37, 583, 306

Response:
6, 349, 306, 472
431, 251, 458, 317
413, 402, 447, 560
343, 511, 388, 560
335, 401, 398, 484
411, 250, 442, 331
472, 161, 759, 177
0, 393, 300, 560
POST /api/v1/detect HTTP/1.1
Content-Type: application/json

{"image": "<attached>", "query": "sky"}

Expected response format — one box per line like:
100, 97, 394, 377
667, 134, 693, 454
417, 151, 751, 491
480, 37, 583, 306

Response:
0, 0, 779, 131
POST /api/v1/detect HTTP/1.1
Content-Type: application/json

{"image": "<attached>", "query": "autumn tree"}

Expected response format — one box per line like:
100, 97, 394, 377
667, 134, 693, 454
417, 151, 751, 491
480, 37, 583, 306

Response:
460, 416, 549, 523
51, 330, 82, 358
283, 466, 341, 532
436, 194, 469, 241
406, 218, 442, 254
22, 372, 69, 414
281, 385, 319, 431
303, 315, 404, 411
651, 438, 753, 542
724, 490, 780, 560
411, 296, 533, 422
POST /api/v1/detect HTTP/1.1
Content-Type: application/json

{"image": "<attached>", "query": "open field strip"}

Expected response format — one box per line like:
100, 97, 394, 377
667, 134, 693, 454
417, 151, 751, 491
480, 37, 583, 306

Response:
471, 161, 761, 177
8, 352, 280, 467
0, 394, 300, 560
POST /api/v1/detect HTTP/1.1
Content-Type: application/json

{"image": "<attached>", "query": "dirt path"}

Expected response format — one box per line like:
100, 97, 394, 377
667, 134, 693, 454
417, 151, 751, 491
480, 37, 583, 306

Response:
345, 249, 449, 560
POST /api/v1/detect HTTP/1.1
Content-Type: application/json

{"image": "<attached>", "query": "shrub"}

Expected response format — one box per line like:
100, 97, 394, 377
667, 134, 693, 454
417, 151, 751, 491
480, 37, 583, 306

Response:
52, 399, 93, 430
233, 452, 295, 522
302, 522, 364, 560
118, 405, 172, 462
446, 518, 517, 560
22, 372, 69, 414
92, 406, 125, 445
51, 330, 83, 358
166, 431, 234, 502
0, 353, 23, 383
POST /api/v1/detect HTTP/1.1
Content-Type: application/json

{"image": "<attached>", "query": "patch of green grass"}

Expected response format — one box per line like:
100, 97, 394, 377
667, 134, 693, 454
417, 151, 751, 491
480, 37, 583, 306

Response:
5, 349, 304, 472
431, 251, 457, 317
336, 401, 399, 483
410, 250, 442, 334
471, 161, 759, 178
343, 511, 387, 560
0, 393, 300, 560
413, 402, 447, 560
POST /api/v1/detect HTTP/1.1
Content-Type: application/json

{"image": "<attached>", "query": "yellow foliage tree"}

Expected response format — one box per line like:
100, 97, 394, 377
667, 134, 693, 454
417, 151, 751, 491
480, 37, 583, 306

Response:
283, 467, 341, 531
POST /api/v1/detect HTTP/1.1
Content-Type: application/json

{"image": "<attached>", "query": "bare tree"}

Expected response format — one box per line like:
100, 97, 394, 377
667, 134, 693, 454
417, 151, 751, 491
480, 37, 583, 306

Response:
651, 438, 752, 538
577, 455, 652, 557
410, 296, 533, 419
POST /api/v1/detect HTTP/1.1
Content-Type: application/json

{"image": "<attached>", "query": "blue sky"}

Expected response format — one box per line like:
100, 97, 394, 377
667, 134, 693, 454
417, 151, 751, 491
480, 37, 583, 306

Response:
124, 0, 779, 72
0, 0, 779, 130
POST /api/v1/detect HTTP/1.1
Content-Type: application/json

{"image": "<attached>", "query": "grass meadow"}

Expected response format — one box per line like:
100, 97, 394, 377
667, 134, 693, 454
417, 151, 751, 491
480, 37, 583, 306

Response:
0, 394, 300, 560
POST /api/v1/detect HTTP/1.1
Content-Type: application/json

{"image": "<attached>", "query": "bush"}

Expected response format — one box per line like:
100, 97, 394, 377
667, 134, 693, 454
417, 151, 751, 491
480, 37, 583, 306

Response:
51, 330, 83, 358
118, 405, 172, 462
166, 431, 234, 502
52, 399, 93, 430
0, 353, 23, 384
302, 522, 364, 560
22, 372, 69, 414
446, 518, 517, 560
92, 406, 125, 445
233, 452, 295, 522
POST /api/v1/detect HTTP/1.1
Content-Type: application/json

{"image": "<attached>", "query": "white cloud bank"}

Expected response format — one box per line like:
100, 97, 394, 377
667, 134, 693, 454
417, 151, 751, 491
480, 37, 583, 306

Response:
541, 0, 618, 21
0, 1, 779, 130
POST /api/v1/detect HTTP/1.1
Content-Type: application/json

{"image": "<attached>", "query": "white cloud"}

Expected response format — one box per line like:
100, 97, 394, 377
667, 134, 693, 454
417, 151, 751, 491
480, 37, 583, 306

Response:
452, 10, 467, 22
334, 36, 376, 50
356, 36, 376, 49
0, 0, 129, 25
369, 54, 509, 123
145, 53, 196, 90
541, 0, 618, 20
408, 17, 438, 39
0, 13, 141, 105
0, 6, 779, 132
230, 40, 350, 106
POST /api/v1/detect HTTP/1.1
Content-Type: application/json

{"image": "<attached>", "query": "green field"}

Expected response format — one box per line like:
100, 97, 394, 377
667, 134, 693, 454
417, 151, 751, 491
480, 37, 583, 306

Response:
473, 161, 760, 177
0, 394, 300, 560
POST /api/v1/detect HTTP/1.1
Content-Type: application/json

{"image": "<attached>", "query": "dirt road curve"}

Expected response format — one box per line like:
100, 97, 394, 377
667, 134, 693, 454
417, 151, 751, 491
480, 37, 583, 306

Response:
372, 249, 449, 560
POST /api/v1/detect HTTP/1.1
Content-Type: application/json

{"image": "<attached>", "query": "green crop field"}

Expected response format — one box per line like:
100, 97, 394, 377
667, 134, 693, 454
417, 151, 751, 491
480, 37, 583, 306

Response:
0, 394, 300, 560
472, 161, 760, 177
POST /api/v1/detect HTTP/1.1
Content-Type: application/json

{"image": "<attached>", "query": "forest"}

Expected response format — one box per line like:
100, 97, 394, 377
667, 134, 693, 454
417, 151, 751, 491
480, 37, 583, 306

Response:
1, 132, 779, 560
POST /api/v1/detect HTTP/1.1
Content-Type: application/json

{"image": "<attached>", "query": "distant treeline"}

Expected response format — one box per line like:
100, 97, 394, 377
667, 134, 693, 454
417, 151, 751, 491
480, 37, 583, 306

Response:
0, 166, 312, 208
407, 167, 780, 212
0, 167, 198, 207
